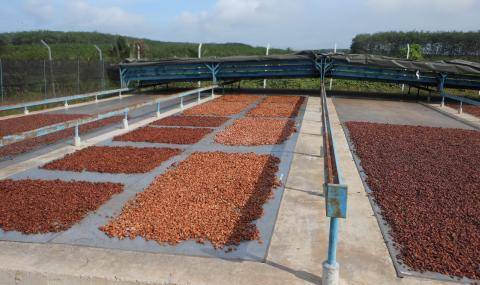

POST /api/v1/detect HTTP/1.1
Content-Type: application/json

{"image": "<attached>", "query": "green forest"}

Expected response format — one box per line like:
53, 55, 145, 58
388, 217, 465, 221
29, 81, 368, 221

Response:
0, 31, 288, 61
351, 31, 480, 61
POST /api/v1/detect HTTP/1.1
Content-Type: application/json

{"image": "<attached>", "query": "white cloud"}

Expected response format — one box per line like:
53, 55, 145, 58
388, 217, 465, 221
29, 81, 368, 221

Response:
366, 0, 476, 13
61, 1, 146, 34
23, 0, 55, 24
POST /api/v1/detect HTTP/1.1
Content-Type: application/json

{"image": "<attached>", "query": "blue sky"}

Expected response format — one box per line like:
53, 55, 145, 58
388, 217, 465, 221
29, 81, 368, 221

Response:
0, 0, 479, 49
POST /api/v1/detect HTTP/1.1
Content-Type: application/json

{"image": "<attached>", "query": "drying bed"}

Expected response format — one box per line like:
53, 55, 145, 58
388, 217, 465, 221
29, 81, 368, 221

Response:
247, 97, 305, 118
262, 95, 305, 105
101, 151, 281, 249
216, 118, 296, 146
0, 179, 123, 234
151, 115, 229, 127
183, 101, 251, 116
114, 126, 213, 144
0, 113, 88, 137
42, 146, 181, 174
0, 116, 123, 160
346, 121, 480, 281
247, 103, 301, 118
216, 94, 262, 103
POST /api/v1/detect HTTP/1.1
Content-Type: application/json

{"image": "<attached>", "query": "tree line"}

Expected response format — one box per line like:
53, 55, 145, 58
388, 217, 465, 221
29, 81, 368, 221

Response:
351, 31, 480, 58
0, 31, 288, 61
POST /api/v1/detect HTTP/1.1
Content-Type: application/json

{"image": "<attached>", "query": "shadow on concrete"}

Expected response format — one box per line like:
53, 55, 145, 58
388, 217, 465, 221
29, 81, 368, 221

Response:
266, 259, 322, 285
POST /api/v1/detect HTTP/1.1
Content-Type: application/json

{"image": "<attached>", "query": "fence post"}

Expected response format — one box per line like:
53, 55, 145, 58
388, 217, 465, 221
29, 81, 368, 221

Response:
43, 59, 47, 99
76, 58, 80, 94
0, 58, 4, 103
41, 40, 56, 97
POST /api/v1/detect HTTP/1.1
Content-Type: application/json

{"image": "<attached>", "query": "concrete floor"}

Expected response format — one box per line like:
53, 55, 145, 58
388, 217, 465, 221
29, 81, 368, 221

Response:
0, 95, 468, 284
332, 97, 474, 129
2, 95, 303, 261
0, 94, 326, 284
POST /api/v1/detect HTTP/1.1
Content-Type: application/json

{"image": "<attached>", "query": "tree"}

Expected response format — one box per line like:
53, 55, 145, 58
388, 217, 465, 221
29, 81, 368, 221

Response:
400, 44, 423, 60
109, 36, 130, 59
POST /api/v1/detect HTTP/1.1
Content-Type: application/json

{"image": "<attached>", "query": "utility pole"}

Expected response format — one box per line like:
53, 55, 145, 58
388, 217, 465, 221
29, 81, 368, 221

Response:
401, 43, 410, 93
41, 40, 56, 97
94, 45, 105, 90
329, 43, 337, 90
263, 43, 270, 89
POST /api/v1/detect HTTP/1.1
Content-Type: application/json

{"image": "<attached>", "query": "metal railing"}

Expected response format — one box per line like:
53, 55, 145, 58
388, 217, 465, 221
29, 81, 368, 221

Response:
0, 88, 131, 114
0, 85, 217, 147
321, 82, 348, 285
440, 91, 480, 114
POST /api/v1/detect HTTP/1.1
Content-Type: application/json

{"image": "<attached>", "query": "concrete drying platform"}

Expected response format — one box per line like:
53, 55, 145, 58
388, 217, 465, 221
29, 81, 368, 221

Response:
5, 96, 302, 261
0, 94, 468, 285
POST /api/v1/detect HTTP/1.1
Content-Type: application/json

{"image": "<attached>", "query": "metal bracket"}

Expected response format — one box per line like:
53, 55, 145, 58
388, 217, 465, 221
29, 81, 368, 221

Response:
325, 183, 348, 218
205, 63, 221, 84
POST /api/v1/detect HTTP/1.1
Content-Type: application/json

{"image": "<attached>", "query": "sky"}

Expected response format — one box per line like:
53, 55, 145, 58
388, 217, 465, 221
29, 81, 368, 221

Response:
0, 0, 479, 50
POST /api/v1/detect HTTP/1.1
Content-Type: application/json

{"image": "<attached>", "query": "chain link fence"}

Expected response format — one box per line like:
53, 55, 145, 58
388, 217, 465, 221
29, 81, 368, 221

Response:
0, 59, 118, 105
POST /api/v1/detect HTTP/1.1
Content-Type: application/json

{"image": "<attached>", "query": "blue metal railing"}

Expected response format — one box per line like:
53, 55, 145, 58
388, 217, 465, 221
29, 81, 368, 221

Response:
0, 88, 131, 114
321, 82, 348, 284
0, 85, 217, 147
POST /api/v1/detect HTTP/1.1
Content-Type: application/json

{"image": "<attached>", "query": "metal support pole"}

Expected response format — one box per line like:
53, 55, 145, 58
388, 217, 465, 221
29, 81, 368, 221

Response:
197, 92, 201, 103
24, 106, 29, 115
156, 102, 161, 118
401, 43, 410, 93
64, 100, 69, 108
263, 43, 270, 89
180, 96, 184, 109
41, 40, 55, 97
123, 110, 129, 129
0, 58, 3, 103
439, 74, 447, 107
323, 217, 340, 285
94, 45, 105, 90
459, 101, 463, 114
329, 43, 337, 91
197, 43, 202, 89
73, 124, 81, 146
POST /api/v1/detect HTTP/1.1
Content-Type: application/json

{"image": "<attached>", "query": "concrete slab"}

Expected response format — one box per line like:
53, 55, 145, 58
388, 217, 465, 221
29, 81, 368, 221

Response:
300, 120, 322, 135
332, 97, 474, 130
285, 154, 324, 194
303, 111, 322, 122
422, 103, 480, 130
294, 133, 322, 157
267, 187, 325, 285
0, 241, 311, 285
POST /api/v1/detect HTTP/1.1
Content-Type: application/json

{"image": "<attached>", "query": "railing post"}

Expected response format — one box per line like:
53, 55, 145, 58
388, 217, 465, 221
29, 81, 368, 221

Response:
23, 106, 29, 115
439, 74, 447, 107
197, 91, 201, 103
123, 109, 129, 129
180, 96, 184, 109
459, 101, 463, 114
156, 102, 161, 118
64, 100, 69, 108
73, 123, 81, 146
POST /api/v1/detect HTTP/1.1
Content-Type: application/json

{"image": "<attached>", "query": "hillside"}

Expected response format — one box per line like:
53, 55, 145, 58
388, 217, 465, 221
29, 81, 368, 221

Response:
0, 31, 290, 61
